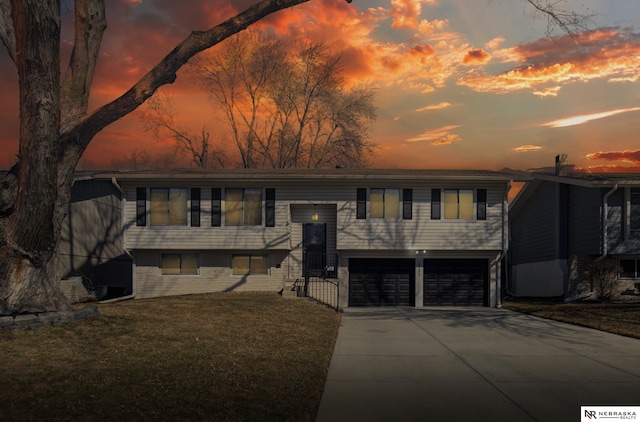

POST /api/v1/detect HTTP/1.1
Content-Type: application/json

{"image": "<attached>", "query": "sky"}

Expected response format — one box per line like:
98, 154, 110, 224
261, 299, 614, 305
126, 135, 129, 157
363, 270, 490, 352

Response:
1, 0, 639, 172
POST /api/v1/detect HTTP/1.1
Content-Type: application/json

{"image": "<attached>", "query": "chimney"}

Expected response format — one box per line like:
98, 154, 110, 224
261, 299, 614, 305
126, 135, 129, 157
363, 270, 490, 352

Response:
555, 154, 568, 175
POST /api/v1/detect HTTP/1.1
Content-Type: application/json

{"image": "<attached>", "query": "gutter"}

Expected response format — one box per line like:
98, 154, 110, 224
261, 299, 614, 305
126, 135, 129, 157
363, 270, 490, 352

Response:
102, 177, 136, 303
492, 181, 511, 308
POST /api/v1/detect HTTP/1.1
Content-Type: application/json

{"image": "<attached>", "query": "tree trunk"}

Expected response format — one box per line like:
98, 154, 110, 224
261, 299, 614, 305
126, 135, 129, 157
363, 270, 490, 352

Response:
0, 0, 71, 315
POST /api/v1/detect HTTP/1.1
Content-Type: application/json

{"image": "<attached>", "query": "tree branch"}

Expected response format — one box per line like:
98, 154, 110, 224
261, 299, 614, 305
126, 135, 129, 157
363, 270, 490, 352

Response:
61, 0, 313, 154
0, 0, 16, 63
60, 0, 106, 131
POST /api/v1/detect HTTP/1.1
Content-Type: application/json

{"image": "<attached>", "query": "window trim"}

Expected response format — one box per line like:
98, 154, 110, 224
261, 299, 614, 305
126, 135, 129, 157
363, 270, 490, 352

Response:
161, 253, 199, 276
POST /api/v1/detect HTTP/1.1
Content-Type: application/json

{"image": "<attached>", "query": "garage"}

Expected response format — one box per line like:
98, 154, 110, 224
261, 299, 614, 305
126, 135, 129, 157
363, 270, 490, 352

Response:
423, 259, 488, 306
349, 258, 415, 307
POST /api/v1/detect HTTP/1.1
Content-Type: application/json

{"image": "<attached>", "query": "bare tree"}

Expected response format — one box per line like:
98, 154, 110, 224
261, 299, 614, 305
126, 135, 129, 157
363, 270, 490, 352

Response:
0, 0, 335, 315
140, 92, 228, 169
524, 0, 594, 37
110, 149, 181, 171
195, 30, 376, 169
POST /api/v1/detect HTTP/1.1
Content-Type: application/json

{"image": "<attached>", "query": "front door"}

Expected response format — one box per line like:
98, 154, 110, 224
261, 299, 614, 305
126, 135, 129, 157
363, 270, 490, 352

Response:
303, 223, 326, 276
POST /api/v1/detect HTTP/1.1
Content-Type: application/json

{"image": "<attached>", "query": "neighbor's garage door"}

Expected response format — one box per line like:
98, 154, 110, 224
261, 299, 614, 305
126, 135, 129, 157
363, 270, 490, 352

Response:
424, 259, 488, 306
349, 259, 415, 307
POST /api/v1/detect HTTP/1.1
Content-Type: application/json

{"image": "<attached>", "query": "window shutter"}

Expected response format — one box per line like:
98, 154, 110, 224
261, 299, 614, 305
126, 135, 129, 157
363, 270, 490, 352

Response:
191, 188, 201, 227
265, 188, 275, 227
136, 188, 146, 226
477, 189, 487, 220
356, 188, 366, 219
403, 188, 413, 220
211, 188, 221, 227
431, 189, 441, 220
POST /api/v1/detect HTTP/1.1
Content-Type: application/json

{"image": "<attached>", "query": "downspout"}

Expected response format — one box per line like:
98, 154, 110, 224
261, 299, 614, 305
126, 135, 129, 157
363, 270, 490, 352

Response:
102, 177, 136, 303
597, 183, 619, 261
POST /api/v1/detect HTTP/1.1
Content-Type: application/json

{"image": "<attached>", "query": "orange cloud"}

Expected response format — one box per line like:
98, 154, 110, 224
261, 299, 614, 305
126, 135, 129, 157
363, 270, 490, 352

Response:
390, 0, 437, 30
585, 150, 640, 164
462, 49, 490, 66
512, 145, 542, 152
416, 102, 452, 112
406, 125, 462, 144
542, 107, 640, 128
458, 28, 640, 95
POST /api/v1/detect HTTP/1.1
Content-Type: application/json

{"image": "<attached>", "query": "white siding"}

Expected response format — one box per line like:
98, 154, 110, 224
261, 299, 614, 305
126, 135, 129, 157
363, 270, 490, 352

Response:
123, 181, 506, 254
134, 250, 287, 299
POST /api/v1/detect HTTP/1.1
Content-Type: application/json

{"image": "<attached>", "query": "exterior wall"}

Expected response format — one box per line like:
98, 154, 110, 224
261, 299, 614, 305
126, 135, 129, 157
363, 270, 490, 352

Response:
510, 182, 557, 265
123, 181, 507, 253
567, 186, 601, 257
511, 260, 566, 297
134, 250, 288, 299
608, 188, 640, 255
337, 181, 506, 251
123, 185, 290, 250
59, 179, 132, 294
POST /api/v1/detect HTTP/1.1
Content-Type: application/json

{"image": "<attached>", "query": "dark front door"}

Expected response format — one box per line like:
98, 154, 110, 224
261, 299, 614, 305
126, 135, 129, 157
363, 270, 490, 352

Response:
303, 223, 326, 276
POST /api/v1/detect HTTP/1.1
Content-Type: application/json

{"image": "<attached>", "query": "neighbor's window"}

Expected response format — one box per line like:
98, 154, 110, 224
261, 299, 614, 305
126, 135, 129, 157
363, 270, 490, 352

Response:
631, 190, 640, 231
232, 254, 269, 275
443, 189, 474, 220
370, 188, 400, 219
162, 254, 198, 275
150, 188, 188, 226
619, 259, 639, 279
225, 188, 262, 226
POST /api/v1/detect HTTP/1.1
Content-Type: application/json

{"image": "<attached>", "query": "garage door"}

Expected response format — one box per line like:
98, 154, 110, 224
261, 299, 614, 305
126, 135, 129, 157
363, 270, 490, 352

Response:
423, 259, 488, 306
349, 259, 415, 307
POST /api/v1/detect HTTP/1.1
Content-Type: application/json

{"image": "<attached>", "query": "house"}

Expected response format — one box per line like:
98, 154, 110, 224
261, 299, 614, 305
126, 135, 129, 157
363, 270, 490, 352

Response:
509, 171, 640, 299
62, 168, 516, 308
59, 174, 132, 299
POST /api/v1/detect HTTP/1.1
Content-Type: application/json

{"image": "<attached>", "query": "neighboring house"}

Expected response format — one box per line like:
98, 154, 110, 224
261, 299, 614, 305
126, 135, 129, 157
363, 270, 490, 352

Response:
509, 171, 640, 299
61, 168, 515, 308
59, 174, 132, 298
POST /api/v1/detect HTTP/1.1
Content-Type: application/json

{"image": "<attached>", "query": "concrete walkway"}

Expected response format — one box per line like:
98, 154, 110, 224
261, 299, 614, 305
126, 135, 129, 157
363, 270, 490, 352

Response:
316, 307, 640, 422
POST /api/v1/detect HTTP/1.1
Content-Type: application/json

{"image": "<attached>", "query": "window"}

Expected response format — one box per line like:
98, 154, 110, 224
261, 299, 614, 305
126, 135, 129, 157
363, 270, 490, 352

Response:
356, 188, 412, 220
631, 190, 640, 231
150, 188, 187, 226
620, 259, 639, 279
225, 188, 262, 226
232, 254, 269, 275
444, 189, 474, 220
162, 254, 198, 275
432, 189, 486, 220
370, 188, 400, 218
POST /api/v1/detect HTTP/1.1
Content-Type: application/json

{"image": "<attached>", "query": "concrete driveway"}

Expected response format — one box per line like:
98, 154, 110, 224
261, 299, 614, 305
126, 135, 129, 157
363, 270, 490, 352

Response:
316, 307, 640, 422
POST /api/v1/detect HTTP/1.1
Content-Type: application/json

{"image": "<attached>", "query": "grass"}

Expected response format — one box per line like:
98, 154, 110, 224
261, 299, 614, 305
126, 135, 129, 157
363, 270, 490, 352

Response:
502, 298, 640, 340
0, 292, 341, 422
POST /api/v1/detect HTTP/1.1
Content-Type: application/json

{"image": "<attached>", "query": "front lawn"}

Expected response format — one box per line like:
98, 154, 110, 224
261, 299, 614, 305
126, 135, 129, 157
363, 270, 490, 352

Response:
502, 298, 640, 339
0, 292, 341, 421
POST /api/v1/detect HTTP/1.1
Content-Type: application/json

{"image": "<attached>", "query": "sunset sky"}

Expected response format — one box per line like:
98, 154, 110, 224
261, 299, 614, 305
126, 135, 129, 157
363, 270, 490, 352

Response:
1, 0, 639, 172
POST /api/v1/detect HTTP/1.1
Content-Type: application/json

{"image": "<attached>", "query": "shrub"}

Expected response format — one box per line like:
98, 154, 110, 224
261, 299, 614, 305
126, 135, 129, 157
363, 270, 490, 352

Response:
584, 259, 622, 301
